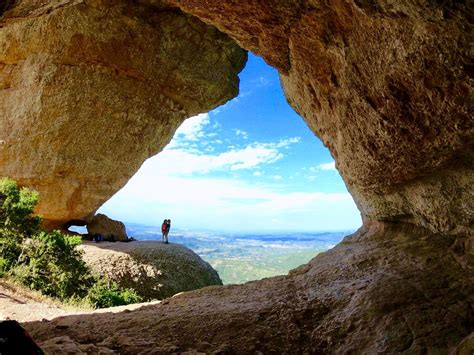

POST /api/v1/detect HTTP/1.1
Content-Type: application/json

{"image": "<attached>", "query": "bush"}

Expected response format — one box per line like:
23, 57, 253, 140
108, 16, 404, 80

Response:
0, 177, 143, 309
0, 228, 23, 273
12, 231, 94, 300
86, 278, 142, 308
0, 178, 41, 271
0, 178, 41, 237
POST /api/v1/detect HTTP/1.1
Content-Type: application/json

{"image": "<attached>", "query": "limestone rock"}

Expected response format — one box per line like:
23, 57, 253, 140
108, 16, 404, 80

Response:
78, 241, 222, 300
86, 213, 128, 241
0, 0, 247, 229
25, 222, 474, 353
38, 336, 114, 355
165, 0, 473, 236
1, 0, 470, 235
1, 0, 472, 353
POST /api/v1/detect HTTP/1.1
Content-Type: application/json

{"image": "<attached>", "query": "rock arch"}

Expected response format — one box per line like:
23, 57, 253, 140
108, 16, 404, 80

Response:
164, 0, 473, 237
0, 0, 247, 229
1, 0, 473, 353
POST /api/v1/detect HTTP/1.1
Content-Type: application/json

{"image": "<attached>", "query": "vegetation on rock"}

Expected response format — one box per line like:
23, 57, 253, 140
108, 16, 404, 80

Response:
0, 177, 142, 308
85, 278, 143, 308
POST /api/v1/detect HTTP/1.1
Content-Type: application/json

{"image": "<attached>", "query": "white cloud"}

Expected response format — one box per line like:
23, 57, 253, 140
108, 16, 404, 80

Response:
98, 113, 360, 231
174, 113, 210, 141
318, 162, 336, 171
143, 143, 280, 176
100, 174, 361, 231
275, 137, 301, 147
309, 161, 336, 173
234, 129, 249, 139
156, 137, 301, 176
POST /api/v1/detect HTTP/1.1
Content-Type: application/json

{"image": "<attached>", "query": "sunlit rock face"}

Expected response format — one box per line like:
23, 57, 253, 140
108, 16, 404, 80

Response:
0, 0, 246, 229
25, 222, 474, 353
165, 0, 473, 237
86, 213, 128, 241
1, 0, 473, 353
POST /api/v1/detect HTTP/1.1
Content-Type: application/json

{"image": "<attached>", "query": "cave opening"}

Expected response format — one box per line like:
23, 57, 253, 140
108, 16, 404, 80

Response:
67, 224, 88, 235
95, 52, 361, 284
1, 1, 471, 351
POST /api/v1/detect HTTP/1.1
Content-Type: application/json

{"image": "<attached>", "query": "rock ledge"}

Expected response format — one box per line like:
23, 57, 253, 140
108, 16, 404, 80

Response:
79, 241, 222, 300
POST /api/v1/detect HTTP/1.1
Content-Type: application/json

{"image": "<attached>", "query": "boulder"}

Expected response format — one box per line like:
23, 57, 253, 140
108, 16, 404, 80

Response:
86, 214, 128, 242
78, 241, 222, 300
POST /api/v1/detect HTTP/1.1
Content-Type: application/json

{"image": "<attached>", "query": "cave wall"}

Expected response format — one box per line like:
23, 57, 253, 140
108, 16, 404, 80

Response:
164, 0, 473, 237
1, 0, 472, 352
0, 0, 246, 228
1, 0, 471, 234
25, 221, 474, 353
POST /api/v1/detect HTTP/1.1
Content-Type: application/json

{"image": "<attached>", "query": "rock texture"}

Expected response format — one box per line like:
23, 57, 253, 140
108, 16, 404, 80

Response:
1, 0, 472, 353
79, 241, 222, 300
0, 0, 246, 229
86, 213, 128, 241
24, 222, 473, 353
165, 0, 473, 237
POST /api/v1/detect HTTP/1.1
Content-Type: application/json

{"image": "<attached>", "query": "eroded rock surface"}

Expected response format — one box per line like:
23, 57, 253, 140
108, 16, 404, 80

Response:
1, 1, 470, 235
0, 0, 246, 229
1, 0, 472, 353
166, 0, 473, 236
25, 222, 474, 353
79, 241, 222, 300
86, 213, 128, 241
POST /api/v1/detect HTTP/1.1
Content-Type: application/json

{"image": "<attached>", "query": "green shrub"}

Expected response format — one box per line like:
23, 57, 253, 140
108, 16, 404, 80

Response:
0, 178, 41, 237
86, 278, 142, 308
12, 230, 94, 300
0, 177, 143, 308
0, 228, 23, 272
0, 178, 41, 270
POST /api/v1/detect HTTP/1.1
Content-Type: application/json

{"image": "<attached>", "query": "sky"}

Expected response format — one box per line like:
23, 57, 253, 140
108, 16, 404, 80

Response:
99, 53, 362, 233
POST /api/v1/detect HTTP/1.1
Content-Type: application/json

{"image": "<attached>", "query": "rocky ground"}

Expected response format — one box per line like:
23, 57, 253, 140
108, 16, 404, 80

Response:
0, 240, 220, 324
19, 222, 474, 354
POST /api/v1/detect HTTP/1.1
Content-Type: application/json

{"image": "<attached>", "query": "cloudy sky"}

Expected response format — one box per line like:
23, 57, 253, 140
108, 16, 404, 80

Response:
99, 53, 361, 232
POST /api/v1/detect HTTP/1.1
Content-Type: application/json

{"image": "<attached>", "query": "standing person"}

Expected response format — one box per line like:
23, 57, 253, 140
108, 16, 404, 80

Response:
161, 219, 168, 244
165, 219, 171, 244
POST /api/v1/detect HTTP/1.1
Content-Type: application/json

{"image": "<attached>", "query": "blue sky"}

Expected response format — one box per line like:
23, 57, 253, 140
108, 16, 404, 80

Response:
99, 53, 361, 232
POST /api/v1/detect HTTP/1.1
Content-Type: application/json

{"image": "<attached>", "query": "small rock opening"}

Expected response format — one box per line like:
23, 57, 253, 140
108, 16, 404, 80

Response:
65, 219, 88, 235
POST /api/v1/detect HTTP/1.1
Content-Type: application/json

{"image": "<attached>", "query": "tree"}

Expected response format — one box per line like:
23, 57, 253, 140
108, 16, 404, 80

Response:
0, 178, 41, 273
